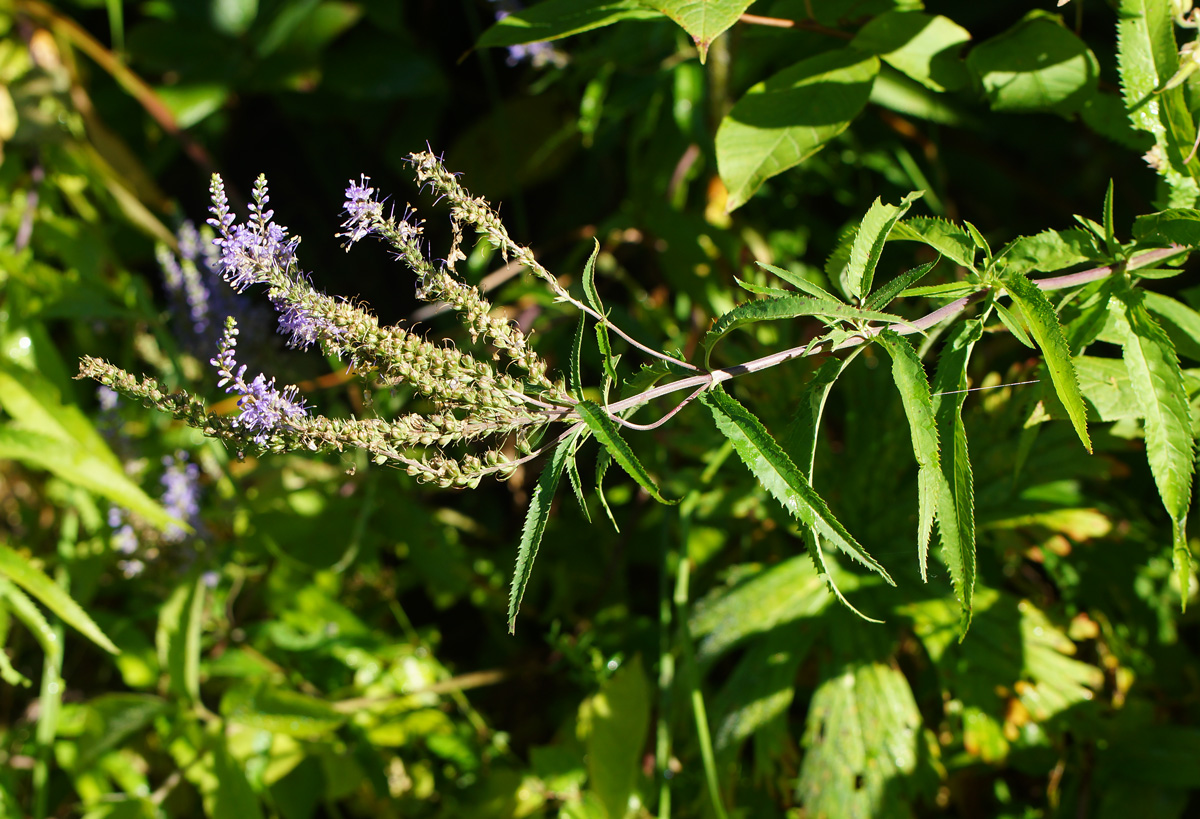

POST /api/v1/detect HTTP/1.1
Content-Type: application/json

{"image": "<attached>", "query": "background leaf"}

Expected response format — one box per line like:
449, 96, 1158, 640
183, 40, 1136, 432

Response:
641, 0, 755, 62
717, 49, 879, 211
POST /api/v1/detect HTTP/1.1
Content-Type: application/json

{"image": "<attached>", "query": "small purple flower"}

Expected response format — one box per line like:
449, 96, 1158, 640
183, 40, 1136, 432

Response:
271, 297, 341, 350
207, 174, 299, 292
342, 175, 385, 244
489, 0, 557, 66
160, 452, 201, 543
211, 319, 308, 444
108, 505, 139, 555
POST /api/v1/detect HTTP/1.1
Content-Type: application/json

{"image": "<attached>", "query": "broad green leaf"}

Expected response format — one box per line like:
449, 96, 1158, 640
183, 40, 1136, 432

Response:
710, 621, 814, 755
1117, 0, 1199, 202
930, 320, 983, 632
966, 11, 1098, 113
689, 555, 830, 663
70, 694, 168, 773
507, 436, 571, 633
476, 0, 661, 49
756, 261, 841, 303
904, 588, 1103, 763
576, 401, 676, 504
221, 682, 344, 738
888, 216, 976, 270
796, 617, 923, 816
851, 11, 971, 92
210, 738, 267, 819
1144, 291, 1200, 361
1003, 270, 1092, 452
717, 50, 879, 211
211, 0, 258, 36
997, 228, 1099, 276
700, 386, 894, 586
584, 656, 650, 819
875, 333, 943, 580
1132, 208, 1200, 247
157, 575, 205, 701
0, 362, 182, 533
839, 191, 923, 302
864, 259, 937, 311
641, 0, 755, 63
701, 294, 912, 365
869, 66, 981, 127
0, 542, 119, 655
1111, 285, 1195, 607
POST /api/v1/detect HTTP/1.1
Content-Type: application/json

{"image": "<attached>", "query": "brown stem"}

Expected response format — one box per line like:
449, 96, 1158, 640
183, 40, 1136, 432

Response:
738, 13, 853, 40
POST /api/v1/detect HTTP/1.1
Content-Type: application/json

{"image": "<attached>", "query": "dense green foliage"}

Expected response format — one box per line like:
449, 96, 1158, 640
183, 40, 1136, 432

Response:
3, 1, 1200, 817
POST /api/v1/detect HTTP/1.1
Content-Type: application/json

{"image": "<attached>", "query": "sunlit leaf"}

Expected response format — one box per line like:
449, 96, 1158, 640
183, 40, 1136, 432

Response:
717, 49, 879, 211
0, 542, 119, 655
1002, 270, 1092, 452
584, 656, 650, 819
1111, 284, 1195, 607
641, 0, 755, 62
700, 386, 894, 588
838, 191, 922, 302
576, 401, 676, 504
851, 11, 971, 92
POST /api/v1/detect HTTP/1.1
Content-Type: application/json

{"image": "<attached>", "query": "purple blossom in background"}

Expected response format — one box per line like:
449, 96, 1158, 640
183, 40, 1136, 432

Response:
108, 506, 139, 555
159, 222, 214, 338
488, 0, 558, 66
160, 452, 202, 543
211, 319, 308, 445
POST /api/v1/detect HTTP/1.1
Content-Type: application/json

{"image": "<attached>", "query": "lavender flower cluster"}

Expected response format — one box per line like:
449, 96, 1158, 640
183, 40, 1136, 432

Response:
81, 153, 580, 489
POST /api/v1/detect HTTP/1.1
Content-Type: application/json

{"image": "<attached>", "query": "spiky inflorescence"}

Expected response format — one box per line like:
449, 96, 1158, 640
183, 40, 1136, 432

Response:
78, 159, 583, 488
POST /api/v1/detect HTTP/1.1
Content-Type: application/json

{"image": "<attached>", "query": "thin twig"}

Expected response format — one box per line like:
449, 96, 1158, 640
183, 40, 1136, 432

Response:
738, 12, 853, 39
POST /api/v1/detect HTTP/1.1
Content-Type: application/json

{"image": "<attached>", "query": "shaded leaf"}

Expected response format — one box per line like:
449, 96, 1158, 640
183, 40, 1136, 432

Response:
156, 574, 205, 701
584, 657, 650, 819
507, 436, 571, 633
1143, 291, 1200, 362
476, 0, 661, 49
997, 228, 1099, 276
966, 11, 1098, 113
702, 295, 911, 365
851, 11, 971, 92
717, 49, 879, 211
1132, 208, 1200, 247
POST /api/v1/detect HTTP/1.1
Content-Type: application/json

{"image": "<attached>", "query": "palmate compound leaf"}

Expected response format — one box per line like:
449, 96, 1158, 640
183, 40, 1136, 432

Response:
476, 0, 662, 50
1110, 284, 1196, 608
0, 542, 119, 655
700, 386, 895, 617
716, 49, 879, 211
1002, 269, 1092, 453
640, 0, 755, 63
507, 434, 572, 634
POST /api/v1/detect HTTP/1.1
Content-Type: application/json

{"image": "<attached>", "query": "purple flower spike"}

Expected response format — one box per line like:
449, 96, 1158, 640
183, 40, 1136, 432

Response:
342, 175, 384, 244
211, 318, 308, 444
